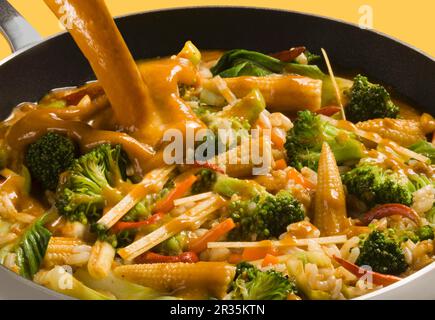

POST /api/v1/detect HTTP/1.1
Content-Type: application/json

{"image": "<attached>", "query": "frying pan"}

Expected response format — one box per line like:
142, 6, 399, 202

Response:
0, 1, 434, 300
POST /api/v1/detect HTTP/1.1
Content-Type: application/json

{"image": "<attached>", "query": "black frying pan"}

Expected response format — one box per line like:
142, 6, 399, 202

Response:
0, 2, 433, 299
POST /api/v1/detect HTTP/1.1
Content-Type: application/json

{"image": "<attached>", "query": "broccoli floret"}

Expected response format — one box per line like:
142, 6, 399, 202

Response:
356, 230, 408, 275
55, 144, 126, 225
285, 110, 365, 170
304, 50, 321, 64
409, 140, 435, 164
155, 232, 189, 256
25, 132, 76, 190
344, 74, 399, 123
342, 163, 431, 208
415, 225, 434, 241
426, 207, 435, 225
213, 175, 304, 241
228, 262, 297, 300
197, 89, 265, 133
191, 169, 217, 194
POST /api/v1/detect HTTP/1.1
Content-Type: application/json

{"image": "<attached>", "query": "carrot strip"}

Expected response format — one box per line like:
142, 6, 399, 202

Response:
287, 168, 316, 190
262, 254, 280, 267
333, 255, 402, 286
271, 129, 285, 149
315, 106, 341, 117
189, 218, 236, 253
154, 175, 198, 213
361, 204, 420, 225
228, 253, 243, 264
135, 251, 199, 264
111, 212, 164, 233
274, 159, 287, 170
242, 245, 278, 261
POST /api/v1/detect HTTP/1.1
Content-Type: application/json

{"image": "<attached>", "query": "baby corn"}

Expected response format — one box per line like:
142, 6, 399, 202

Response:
44, 237, 92, 267
87, 241, 115, 279
357, 118, 425, 147
314, 142, 350, 236
114, 262, 236, 299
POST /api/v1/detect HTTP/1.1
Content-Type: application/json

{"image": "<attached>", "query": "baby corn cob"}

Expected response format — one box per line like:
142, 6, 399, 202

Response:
118, 194, 225, 261
204, 75, 322, 112
314, 142, 350, 236
87, 241, 115, 279
114, 262, 236, 299
44, 237, 92, 267
357, 118, 425, 147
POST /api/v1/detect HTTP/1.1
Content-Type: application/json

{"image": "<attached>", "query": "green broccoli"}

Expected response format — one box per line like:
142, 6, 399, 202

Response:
191, 169, 217, 194
426, 207, 435, 224
197, 89, 265, 132
344, 74, 399, 123
304, 50, 321, 64
285, 110, 365, 170
213, 176, 305, 241
408, 140, 435, 164
415, 225, 434, 241
356, 230, 408, 275
342, 163, 432, 208
228, 262, 297, 300
25, 132, 77, 190
55, 144, 126, 225
155, 232, 189, 256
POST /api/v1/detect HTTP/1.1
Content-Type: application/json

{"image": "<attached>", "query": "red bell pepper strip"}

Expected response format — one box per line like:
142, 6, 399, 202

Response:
111, 212, 165, 233
315, 106, 342, 117
189, 218, 236, 253
192, 161, 225, 174
333, 255, 402, 286
135, 251, 199, 264
361, 204, 420, 225
153, 175, 198, 213
269, 46, 306, 62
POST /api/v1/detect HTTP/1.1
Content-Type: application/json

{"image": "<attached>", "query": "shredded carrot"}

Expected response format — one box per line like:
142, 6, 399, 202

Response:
189, 218, 236, 253
154, 175, 198, 213
228, 253, 243, 264
242, 245, 278, 261
274, 159, 287, 170
287, 168, 316, 190
111, 212, 164, 233
261, 254, 280, 267
271, 129, 285, 149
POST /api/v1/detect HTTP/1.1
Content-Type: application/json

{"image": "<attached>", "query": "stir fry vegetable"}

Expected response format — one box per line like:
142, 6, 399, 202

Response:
0, 0, 433, 301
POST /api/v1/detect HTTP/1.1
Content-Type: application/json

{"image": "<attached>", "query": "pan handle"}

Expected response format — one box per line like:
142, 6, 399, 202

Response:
0, 0, 42, 52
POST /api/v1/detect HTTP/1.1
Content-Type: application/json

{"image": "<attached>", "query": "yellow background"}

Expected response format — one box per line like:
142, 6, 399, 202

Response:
1, 0, 434, 60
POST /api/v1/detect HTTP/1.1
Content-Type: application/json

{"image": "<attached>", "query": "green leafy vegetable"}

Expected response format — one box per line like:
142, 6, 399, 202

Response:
14, 214, 52, 279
